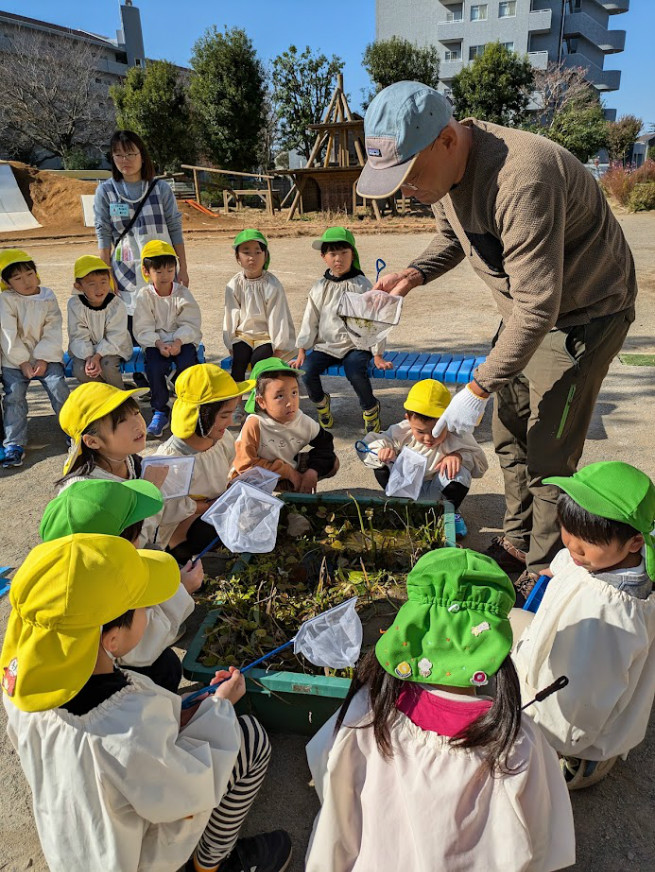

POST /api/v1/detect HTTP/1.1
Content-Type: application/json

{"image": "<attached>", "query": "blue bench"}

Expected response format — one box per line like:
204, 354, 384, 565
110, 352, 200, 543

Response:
219, 350, 486, 385
63, 344, 206, 378
0, 566, 12, 600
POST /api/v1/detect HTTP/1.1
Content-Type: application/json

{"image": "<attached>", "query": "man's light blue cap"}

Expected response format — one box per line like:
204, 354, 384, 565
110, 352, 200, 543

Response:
357, 81, 453, 199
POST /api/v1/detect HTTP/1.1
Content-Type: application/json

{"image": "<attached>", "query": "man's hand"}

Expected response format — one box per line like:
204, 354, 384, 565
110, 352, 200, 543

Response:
32, 359, 47, 378
180, 558, 204, 594
299, 468, 318, 494
436, 452, 462, 479
155, 340, 171, 357
20, 361, 35, 379
169, 339, 182, 357
373, 354, 393, 371
433, 384, 489, 437
373, 267, 425, 298
377, 446, 397, 465
85, 353, 102, 377
290, 349, 306, 369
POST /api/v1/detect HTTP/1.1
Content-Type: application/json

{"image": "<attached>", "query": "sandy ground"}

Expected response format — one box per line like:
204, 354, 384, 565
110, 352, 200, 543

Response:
1, 213, 654, 871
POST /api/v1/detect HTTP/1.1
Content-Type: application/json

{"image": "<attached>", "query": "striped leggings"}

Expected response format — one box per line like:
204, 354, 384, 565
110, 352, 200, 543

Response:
195, 714, 271, 867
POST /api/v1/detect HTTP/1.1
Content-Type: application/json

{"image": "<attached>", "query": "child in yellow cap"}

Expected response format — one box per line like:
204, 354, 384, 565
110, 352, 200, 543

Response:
0, 248, 70, 468
1, 534, 291, 872
305, 548, 574, 872
133, 240, 202, 438
67, 255, 133, 389
358, 379, 487, 536
145, 363, 254, 563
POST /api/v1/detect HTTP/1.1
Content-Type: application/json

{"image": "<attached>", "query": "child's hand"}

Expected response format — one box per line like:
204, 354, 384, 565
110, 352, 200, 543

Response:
32, 359, 47, 378
20, 361, 35, 379
299, 468, 318, 494
155, 340, 171, 357
378, 447, 397, 464
374, 354, 393, 372
290, 349, 306, 368
288, 468, 304, 491
212, 667, 246, 705
143, 463, 169, 490
85, 354, 102, 377
436, 452, 462, 479
193, 497, 214, 515
180, 558, 204, 594
169, 339, 182, 356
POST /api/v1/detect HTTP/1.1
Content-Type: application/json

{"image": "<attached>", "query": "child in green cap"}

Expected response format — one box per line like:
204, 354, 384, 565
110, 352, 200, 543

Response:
305, 548, 574, 872
231, 357, 338, 493
514, 461, 655, 789
224, 229, 295, 422
292, 227, 391, 434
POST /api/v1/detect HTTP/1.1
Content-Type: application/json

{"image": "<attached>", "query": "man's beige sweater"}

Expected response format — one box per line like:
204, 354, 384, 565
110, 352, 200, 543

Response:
410, 120, 637, 392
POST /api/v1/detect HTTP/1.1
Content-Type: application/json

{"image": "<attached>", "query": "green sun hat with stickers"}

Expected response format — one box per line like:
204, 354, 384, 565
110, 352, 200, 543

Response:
375, 548, 515, 688
233, 228, 270, 270
244, 356, 302, 414
545, 461, 655, 580
311, 227, 361, 271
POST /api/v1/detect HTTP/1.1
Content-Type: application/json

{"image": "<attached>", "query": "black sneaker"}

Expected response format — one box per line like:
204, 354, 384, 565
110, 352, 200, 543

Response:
221, 830, 292, 872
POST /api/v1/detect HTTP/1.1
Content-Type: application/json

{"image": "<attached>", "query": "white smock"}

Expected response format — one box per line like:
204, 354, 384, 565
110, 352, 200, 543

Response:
305, 688, 575, 872
361, 419, 488, 480
514, 548, 655, 760
67, 293, 133, 361
0, 287, 63, 368
4, 672, 241, 872
133, 282, 202, 348
223, 270, 296, 353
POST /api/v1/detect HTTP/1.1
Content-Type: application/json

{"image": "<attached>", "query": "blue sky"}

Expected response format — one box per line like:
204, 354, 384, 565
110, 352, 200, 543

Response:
9, 0, 654, 130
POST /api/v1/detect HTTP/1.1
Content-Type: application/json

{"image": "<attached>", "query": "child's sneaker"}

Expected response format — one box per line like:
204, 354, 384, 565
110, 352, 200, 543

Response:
146, 411, 169, 438
315, 394, 333, 429
206, 829, 292, 872
454, 513, 468, 538
2, 444, 25, 468
363, 401, 381, 434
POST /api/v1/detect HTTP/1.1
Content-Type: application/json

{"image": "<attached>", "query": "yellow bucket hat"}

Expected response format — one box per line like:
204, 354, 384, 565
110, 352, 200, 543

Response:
171, 363, 254, 439
0, 249, 39, 291
73, 255, 116, 292
404, 379, 452, 419
0, 533, 180, 712
59, 383, 147, 475
140, 239, 177, 281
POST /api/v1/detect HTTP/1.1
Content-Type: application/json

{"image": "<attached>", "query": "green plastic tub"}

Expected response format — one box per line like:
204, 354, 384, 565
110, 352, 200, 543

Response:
183, 493, 455, 736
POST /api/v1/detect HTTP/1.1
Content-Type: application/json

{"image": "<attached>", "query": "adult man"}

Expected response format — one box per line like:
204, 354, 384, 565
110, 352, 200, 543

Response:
357, 82, 637, 596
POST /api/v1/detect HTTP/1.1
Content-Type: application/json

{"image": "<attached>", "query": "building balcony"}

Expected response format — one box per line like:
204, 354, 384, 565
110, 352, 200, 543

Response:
440, 59, 464, 81
527, 50, 549, 70
563, 54, 621, 91
597, 0, 629, 13
564, 12, 626, 53
527, 8, 552, 35
437, 19, 465, 41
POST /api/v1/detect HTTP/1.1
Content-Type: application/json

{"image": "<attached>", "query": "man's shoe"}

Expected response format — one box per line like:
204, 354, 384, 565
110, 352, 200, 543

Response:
146, 411, 169, 438
363, 401, 381, 434
484, 535, 527, 572
513, 569, 541, 607
2, 444, 24, 468
454, 513, 468, 538
315, 394, 333, 429
219, 829, 292, 872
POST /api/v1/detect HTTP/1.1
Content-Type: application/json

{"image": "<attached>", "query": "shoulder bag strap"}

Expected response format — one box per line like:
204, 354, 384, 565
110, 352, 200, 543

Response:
110, 178, 160, 256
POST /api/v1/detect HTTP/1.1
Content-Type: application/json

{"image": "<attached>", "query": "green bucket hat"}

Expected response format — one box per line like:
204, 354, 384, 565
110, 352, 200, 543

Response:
545, 461, 655, 580
233, 228, 270, 270
375, 549, 515, 688
39, 479, 164, 542
244, 357, 302, 414
312, 227, 361, 271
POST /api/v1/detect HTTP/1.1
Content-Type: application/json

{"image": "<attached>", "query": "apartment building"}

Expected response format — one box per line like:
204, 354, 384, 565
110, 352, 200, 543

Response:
376, 0, 628, 115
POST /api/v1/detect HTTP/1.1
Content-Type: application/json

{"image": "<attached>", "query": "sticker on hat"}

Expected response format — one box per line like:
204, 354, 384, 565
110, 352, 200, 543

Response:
395, 661, 412, 679
2, 658, 17, 697
470, 671, 489, 687
418, 658, 432, 678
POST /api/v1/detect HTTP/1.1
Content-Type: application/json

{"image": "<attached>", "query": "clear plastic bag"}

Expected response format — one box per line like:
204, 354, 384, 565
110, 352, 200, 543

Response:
385, 447, 428, 500
201, 481, 283, 553
230, 467, 280, 494
294, 597, 363, 668
337, 290, 403, 350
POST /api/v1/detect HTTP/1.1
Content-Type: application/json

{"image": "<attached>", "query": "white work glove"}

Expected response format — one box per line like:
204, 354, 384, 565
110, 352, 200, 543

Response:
433, 385, 489, 437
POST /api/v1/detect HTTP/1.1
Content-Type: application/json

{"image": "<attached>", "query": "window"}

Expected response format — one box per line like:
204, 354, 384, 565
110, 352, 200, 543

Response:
469, 44, 486, 60
501, 41, 515, 52
471, 4, 488, 21
446, 3, 463, 21
565, 37, 579, 54
444, 44, 462, 61
499, 1, 516, 17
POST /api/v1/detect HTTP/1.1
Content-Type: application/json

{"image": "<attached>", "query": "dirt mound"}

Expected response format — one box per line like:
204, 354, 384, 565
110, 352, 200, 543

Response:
8, 161, 96, 226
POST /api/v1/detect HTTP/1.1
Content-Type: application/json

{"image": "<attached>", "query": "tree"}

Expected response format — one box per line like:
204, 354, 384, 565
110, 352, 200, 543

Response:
271, 46, 344, 163
451, 42, 534, 126
362, 37, 439, 106
0, 30, 115, 166
529, 63, 608, 162
607, 114, 643, 164
189, 27, 267, 171
110, 61, 195, 172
